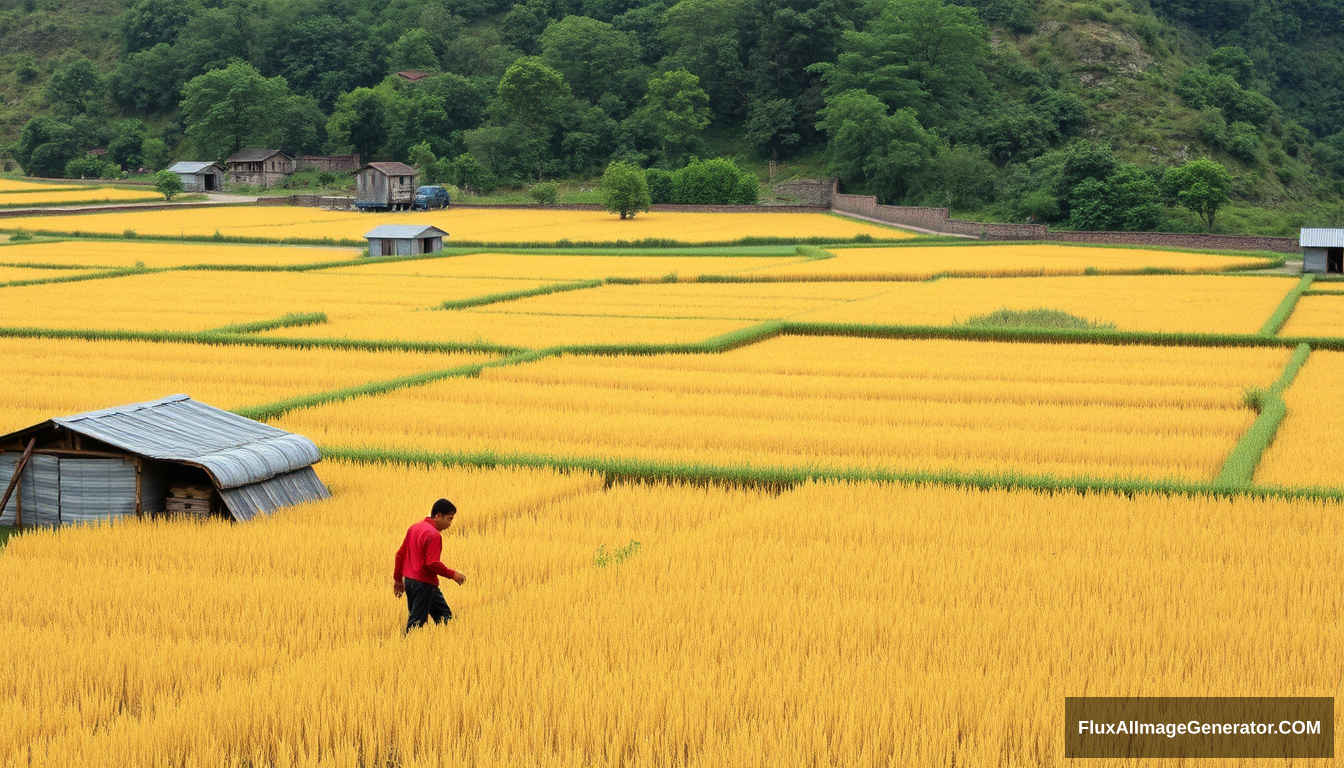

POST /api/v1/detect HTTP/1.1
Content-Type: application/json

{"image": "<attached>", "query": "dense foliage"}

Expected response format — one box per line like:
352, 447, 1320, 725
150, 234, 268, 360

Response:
2, 0, 1343, 231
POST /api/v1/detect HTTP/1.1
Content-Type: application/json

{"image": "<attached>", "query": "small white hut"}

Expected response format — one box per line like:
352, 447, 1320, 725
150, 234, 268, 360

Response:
167, 161, 225, 192
364, 225, 449, 257
1301, 229, 1344, 274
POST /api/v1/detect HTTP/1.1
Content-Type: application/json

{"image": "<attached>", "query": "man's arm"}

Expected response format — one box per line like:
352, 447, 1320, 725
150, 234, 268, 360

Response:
393, 537, 407, 596
426, 534, 466, 585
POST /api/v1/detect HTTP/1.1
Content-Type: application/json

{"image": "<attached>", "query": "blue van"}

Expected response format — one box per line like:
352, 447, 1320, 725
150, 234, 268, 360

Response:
412, 186, 451, 210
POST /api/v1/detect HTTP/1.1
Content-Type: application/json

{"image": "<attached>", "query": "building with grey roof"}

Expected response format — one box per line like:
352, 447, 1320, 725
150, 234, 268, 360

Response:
1301, 229, 1344, 274
364, 224, 449, 256
0, 395, 330, 527
226, 149, 295, 187
167, 161, 225, 192
356, 162, 420, 210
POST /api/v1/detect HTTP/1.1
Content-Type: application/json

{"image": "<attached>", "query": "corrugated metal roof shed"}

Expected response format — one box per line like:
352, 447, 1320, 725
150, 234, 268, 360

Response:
1299, 229, 1344, 248
2, 395, 330, 523
364, 225, 449, 239
168, 161, 222, 174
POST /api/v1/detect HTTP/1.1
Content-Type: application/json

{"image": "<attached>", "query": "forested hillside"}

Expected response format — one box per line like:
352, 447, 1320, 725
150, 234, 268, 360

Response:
1, 0, 1342, 231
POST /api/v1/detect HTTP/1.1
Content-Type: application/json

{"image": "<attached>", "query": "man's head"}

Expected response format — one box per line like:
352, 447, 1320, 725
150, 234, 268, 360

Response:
430, 498, 457, 531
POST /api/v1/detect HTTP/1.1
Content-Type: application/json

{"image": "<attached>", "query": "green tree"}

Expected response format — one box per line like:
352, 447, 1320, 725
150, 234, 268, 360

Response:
154, 169, 185, 200
627, 69, 710, 165
274, 95, 328, 157
744, 98, 799, 160
108, 44, 182, 113
1164, 158, 1232, 232
108, 120, 148, 170
119, 0, 202, 54
142, 138, 171, 171
601, 160, 651, 218
660, 0, 749, 117
327, 88, 389, 164
501, 0, 551, 54
540, 16, 646, 108
671, 157, 757, 204
44, 57, 107, 117
819, 0, 988, 126
389, 29, 441, 73
180, 61, 290, 159
16, 117, 81, 178
818, 89, 936, 201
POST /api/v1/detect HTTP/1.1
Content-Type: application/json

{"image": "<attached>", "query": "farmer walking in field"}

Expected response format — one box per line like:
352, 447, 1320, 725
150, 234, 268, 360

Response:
394, 499, 467, 633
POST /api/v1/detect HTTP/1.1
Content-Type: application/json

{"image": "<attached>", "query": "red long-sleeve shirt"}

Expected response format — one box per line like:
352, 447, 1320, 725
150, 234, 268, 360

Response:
394, 518, 457, 586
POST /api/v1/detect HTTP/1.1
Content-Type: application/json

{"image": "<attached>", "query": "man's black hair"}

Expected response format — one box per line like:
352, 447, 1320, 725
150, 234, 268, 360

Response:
431, 498, 457, 517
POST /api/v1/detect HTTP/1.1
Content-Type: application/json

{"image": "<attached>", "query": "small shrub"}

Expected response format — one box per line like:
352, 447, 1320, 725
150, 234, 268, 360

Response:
123, 229, 138, 238
593, 540, 641, 567
1242, 386, 1268, 413
528, 182, 559, 205
9, 228, 33, 242
962, 308, 1117, 331
854, 233, 873, 243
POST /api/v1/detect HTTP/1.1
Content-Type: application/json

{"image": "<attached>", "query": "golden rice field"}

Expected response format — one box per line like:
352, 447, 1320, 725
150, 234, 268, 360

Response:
1256, 350, 1344, 488
2, 460, 1340, 767
0, 178, 83, 193
797, 274, 1295, 333
0, 187, 162, 206
1278, 294, 1344, 336
323, 250, 807, 280
1308, 280, 1344, 291
0, 206, 907, 243
0, 239, 361, 268
3, 207, 1342, 766
0, 265, 99, 283
0, 270, 556, 332
268, 308, 757, 347
273, 337, 1286, 482
0, 336, 494, 433
752, 243, 1276, 279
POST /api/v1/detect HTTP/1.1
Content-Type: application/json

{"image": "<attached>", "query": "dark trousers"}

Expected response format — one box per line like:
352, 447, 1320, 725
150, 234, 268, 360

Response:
404, 577, 453, 633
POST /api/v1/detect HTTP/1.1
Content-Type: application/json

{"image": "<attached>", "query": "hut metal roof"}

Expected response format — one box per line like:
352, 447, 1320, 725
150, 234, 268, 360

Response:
227, 148, 289, 164
360, 162, 418, 176
51, 395, 321, 490
364, 224, 449, 240
1300, 229, 1344, 248
168, 161, 222, 174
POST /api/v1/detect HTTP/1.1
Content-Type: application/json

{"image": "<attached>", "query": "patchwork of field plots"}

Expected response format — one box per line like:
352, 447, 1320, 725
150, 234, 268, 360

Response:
0, 206, 907, 243
1279, 294, 1344, 336
0, 336, 495, 433
274, 337, 1286, 482
797, 274, 1295, 333
0, 179, 84, 193
0, 239, 361, 268
2, 461, 1340, 766
0, 271, 557, 331
751, 243, 1276, 279
3, 208, 1342, 767
1256, 350, 1344, 488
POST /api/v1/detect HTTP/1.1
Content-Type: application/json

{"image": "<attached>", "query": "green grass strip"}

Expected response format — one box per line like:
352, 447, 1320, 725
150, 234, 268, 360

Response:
1258, 274, 1313, 335
439, 280, 603, 310
207, 312, 329, 335
234, 350, 549, 421
781, 320, 1344, 351
0, 325, 525, 355
1214, 343, 1312, 487
0, 261, 104, 270
0, 266, 157, 289
318, 445, 1344, 504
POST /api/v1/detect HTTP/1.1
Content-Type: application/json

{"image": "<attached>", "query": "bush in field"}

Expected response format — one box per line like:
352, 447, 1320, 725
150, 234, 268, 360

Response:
646, 168, 673, 204
671, 158, 758, 205
154, 169, 184, 201
65, 156, 120, 180
601, 161, 650, 219
528, 182, 559, 205
962, 308, 1116, 330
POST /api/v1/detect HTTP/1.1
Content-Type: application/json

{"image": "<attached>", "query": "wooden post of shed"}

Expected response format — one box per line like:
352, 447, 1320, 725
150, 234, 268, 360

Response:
134, 456, 143, 519
1, 437, 36, 529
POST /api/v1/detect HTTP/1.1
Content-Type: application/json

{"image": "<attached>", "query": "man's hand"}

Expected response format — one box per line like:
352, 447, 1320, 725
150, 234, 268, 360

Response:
393, 581, 404, 598
452, 572, 467, 586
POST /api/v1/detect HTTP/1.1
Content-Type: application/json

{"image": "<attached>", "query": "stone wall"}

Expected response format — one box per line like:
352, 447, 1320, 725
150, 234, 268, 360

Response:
773, 178, 839, 206
1044, 230, 1297, 253
297, 155, 360, 173
831, 191, 1299, 252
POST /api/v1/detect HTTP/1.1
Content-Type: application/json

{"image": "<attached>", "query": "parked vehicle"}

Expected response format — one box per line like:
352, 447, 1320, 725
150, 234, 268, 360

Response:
412, 186, 451, 210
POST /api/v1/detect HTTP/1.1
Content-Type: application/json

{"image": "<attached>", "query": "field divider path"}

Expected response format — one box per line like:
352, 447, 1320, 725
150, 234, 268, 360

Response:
0, 265, 161, 289
318, 445, 1344, 503
1259, 274, 1313, 335
439, 280, 604, 310
205, 312, 329, 335
1214, 342, 1313, 487
0, 325, 525, 355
